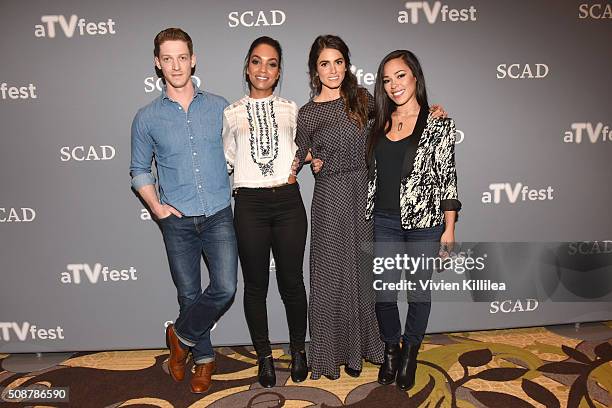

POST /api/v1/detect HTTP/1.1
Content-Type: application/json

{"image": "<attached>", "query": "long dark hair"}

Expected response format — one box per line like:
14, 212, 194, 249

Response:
244, 36, 283, 92
366, 50, 429, 162
307, 35, 368, 128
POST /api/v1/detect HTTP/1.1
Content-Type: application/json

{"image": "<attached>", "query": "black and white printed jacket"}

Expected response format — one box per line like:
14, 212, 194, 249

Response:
365, 115, 461, 230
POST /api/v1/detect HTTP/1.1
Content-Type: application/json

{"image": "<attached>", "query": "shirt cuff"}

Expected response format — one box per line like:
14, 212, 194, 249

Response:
441, 199, 461, 212
131, 172, 156, 190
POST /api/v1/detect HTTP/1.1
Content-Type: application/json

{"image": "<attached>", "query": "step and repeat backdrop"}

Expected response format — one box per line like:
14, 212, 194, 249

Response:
1, 0, 611, 353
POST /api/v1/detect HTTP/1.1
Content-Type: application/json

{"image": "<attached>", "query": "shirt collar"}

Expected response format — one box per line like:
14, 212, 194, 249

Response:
161, 78, 204, 102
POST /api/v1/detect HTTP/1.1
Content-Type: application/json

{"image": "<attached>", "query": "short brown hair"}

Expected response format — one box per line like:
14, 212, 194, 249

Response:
154, 28, 193, 57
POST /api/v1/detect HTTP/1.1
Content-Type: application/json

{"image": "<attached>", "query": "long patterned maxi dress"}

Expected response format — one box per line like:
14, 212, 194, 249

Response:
295, 93, 384, 379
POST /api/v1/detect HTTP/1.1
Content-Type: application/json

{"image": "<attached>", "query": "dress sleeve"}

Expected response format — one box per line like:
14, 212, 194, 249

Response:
293, 105, 312, 174
435, 118, 462, 212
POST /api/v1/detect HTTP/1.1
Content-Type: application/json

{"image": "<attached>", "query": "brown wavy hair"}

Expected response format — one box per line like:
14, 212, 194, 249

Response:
307, 35, 369, 129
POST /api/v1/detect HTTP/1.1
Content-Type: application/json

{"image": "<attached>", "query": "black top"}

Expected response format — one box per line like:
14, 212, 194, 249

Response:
374, 107, 428, 213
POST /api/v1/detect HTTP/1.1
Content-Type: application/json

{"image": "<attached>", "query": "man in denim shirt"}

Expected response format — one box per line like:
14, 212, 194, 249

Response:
130, 28, 237, 394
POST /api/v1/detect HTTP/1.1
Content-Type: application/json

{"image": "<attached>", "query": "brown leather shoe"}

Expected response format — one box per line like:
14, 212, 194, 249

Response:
190, 361, 216, 394
166, 324, 189, 382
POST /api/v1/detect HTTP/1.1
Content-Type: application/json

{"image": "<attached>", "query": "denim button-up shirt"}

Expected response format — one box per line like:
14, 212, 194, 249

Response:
130, 83, 231, 216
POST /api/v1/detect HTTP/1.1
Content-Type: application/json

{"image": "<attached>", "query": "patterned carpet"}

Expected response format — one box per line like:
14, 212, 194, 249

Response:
1, 322, 610, 407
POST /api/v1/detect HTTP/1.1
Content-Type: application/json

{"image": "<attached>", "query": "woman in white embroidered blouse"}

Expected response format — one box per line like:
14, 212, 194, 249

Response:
222, 36, 312, 388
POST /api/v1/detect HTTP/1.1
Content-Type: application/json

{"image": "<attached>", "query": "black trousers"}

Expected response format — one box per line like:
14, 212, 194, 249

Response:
233, 183, 308, 357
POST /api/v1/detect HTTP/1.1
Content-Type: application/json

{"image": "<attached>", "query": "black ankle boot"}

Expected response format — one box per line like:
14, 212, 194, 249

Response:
396, 342, 420, 390
344, 366, 362, 378
378, 342, 401, 385
290, 350, 308, 383
257, 356, 276, 388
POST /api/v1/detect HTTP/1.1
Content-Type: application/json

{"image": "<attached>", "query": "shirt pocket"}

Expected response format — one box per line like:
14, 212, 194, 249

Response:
198, 113, 223, 142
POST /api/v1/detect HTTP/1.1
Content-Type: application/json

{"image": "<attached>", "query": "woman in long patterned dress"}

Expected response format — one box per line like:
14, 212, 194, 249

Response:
294, 35, 384, 380
294, 36, 447, 380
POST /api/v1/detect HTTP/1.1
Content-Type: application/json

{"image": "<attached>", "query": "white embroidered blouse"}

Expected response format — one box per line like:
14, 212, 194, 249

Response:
222, 94, 298, 188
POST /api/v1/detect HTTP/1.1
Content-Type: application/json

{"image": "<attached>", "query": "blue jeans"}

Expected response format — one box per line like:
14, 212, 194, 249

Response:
159, 205, 238, 364
373, 210, 443, 345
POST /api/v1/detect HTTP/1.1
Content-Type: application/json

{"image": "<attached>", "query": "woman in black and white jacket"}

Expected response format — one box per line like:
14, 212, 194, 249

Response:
365, 49, 460, 390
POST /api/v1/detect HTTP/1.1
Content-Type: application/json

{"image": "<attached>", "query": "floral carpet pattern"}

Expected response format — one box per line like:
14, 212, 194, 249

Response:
1, 322, 610, 407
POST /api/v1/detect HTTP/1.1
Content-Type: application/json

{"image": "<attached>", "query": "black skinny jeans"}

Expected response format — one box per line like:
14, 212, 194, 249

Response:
233, 183, 308, 357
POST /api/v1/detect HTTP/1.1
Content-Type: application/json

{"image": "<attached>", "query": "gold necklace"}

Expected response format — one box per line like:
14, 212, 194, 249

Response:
395, 111, 417, 133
